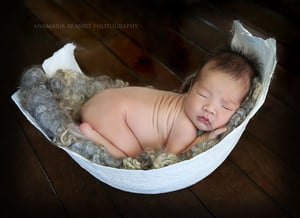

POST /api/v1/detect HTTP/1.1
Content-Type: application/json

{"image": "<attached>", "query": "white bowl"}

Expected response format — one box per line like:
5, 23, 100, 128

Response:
12, 20, 277, 194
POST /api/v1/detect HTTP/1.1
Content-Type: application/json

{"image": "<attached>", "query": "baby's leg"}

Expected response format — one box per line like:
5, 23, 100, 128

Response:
79, 123, 127, 158
108, 117, 144, 157
80, 90, 143, 157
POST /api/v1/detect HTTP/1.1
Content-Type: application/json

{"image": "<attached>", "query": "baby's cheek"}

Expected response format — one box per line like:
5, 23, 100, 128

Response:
215, 113, 233, 128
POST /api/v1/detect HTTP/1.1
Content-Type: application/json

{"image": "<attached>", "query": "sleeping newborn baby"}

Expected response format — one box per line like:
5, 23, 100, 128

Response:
79, 48, 259, 158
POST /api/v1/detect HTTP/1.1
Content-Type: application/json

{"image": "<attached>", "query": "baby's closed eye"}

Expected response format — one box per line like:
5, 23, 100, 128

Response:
197, 92, 208, 98
221, 105, 233, 111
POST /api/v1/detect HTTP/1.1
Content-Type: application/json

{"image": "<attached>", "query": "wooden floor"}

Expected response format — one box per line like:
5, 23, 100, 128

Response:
3, 0, 300, 217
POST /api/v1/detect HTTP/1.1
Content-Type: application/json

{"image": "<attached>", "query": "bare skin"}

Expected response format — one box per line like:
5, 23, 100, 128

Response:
79, 63, 250, 158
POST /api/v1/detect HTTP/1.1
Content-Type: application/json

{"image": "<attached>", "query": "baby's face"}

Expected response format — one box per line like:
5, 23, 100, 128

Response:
184, 65, 250, 131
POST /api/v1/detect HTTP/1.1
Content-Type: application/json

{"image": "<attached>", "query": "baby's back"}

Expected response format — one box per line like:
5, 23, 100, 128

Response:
81, 86, 186, 152
121, 87, 184, 148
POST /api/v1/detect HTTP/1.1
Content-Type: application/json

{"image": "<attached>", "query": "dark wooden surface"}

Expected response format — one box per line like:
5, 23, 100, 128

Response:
3, 0, 300, 217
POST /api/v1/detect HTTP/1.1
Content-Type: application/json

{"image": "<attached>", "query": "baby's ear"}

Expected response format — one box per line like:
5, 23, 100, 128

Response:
180, 73, 196, 93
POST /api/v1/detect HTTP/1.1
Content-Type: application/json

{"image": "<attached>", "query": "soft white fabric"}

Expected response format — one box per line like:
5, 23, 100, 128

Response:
12, 20, 277, 194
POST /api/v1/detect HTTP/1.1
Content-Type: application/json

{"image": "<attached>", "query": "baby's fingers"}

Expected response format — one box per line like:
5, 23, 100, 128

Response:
208, 127, 227, 140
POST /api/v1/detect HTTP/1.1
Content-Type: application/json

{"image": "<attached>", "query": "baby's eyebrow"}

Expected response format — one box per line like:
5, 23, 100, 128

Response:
197, 86, 210, 94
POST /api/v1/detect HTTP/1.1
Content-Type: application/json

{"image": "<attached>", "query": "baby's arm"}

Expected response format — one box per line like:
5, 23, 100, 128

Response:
166, 127, 227, 154
182, 127, 227, 152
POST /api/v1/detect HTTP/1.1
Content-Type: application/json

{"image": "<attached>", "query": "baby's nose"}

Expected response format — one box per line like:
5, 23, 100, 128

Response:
203, 104, 215, 115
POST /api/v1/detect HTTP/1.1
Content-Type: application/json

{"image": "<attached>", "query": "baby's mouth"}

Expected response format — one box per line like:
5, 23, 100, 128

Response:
197, 116, 211, 126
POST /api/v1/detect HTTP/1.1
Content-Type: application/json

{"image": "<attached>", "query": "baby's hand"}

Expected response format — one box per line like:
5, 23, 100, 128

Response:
206, 127, 227, 140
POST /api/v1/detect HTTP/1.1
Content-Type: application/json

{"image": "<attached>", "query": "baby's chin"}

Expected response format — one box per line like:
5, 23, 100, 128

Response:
196, 122, 215, 132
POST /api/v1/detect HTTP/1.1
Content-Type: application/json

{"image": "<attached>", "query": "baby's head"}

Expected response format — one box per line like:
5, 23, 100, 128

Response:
184, 47, 260, 131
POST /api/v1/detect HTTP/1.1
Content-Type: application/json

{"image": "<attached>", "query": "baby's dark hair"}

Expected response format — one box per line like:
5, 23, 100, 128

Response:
180, 46, 261, 92
200, 46, 261, 80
